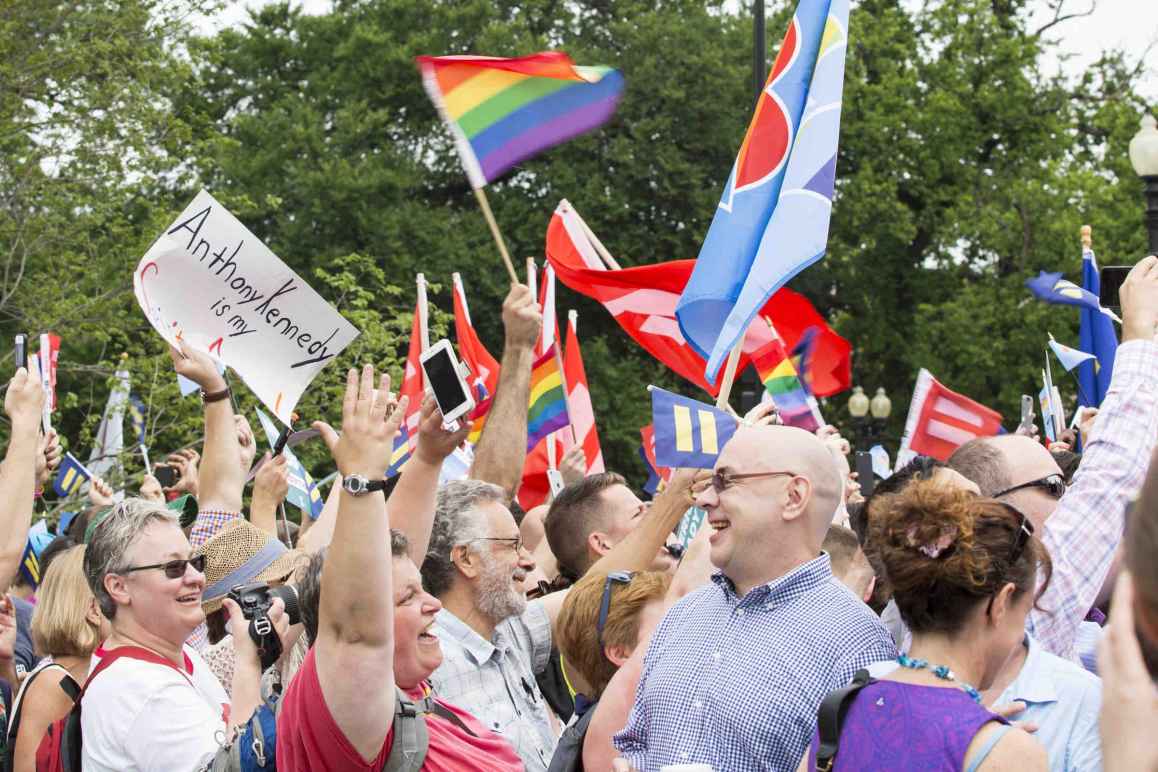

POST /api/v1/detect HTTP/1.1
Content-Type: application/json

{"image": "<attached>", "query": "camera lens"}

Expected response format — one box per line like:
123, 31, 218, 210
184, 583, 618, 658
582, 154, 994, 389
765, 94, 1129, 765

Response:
270, 584, 301, 626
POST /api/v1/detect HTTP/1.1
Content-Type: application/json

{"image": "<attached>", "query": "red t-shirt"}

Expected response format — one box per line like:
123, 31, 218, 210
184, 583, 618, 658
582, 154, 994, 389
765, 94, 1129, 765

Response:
277, 647, 524, 772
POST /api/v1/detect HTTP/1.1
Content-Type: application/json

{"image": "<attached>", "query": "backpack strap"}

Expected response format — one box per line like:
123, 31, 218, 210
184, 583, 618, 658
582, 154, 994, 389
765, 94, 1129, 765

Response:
381, 687, 429, 772
6, 662, 74, 767
815, 669, 873, 772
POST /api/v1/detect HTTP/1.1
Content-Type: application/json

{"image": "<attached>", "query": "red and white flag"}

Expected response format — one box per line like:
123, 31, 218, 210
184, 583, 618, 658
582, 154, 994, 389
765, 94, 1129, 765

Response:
546, 200, 852, 398
896, 369, 1004, 464
563, 311, 605, 475
398, 276, 429, 452
452, 273, 500, 398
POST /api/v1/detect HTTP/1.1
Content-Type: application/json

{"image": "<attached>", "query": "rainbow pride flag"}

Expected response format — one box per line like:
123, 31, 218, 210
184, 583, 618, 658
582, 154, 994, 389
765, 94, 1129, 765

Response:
416, 52, 625, 188
750, 338, 821, 432
466, 384, 492, 445
527, 344, 570, 451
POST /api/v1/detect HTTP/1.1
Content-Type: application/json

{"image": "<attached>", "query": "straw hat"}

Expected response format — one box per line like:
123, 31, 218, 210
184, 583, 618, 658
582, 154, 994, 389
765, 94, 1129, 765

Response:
196, 519, 304, 616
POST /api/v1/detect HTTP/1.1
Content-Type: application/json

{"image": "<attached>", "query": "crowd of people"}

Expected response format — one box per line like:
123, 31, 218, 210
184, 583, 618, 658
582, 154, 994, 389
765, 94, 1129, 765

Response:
0, 256, 1155, 772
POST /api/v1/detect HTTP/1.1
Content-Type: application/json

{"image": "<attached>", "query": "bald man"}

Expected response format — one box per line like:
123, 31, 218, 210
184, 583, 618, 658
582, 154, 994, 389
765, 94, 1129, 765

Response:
948, 256, 1158, 665
613, 426, 896, 772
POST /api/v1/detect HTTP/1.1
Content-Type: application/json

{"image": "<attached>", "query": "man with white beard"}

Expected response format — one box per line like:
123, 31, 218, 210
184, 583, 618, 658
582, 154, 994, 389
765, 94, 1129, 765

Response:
420, 479, 569, 772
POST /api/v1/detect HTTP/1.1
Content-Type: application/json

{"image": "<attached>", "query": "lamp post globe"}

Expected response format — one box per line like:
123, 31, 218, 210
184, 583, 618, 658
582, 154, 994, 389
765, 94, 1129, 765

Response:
1129, 113, 1158, 255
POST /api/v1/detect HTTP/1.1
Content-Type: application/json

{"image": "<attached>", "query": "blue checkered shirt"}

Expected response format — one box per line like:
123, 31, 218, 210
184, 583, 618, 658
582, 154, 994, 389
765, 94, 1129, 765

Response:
614, 554, 897, 772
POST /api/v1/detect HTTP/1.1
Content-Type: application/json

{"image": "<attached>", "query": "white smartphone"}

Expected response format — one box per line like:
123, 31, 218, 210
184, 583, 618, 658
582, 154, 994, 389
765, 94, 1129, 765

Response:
419, 339, 476, 423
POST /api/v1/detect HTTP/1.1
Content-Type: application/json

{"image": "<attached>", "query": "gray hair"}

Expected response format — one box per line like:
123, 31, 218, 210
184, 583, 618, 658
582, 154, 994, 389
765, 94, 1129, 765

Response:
83, 498, 178, 620
421, 479, 506, 597
947, 438, 1012, 497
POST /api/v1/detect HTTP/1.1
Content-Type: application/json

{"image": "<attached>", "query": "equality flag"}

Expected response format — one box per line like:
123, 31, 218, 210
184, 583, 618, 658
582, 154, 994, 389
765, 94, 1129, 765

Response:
750, 335, 821, 432
563, 311, 605, 475
88, 367, 130, 483
546, 200, 852, 396
255, 407, 323, 519
1047, 333, 1096, 372
387, 429, 411, 479
650, 387, 739, 469
1025, 271, 1122, 322
895, 370, 1003, 464
1077, 246, 1118, 406
527, 344, 570, 451
676, 0, 851, 380
416, 52, 625, 188
18, 520, 53, 589
128, 394, 147, 447
54, 453, 91, 498
452, 273, 500, 398
638, 424, 672, 495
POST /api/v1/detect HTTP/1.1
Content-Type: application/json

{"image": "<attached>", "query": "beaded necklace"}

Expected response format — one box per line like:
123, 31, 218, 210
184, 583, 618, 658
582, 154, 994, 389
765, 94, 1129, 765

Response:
896, 653, 982, 704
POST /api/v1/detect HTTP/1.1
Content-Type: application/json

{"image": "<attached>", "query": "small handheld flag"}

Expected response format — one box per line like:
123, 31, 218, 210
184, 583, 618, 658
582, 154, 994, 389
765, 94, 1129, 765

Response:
527, 344, 570, 451
54, 453, 92, 498
254, 408, 323, 519
1077, 230, 1118, 407
1025, 271, 1122, 323
750, 324, 822, 432
19, 520, 53, 589
650, 387, 739, 469
1047, 333, 1096, 372
128, 394, 147, 446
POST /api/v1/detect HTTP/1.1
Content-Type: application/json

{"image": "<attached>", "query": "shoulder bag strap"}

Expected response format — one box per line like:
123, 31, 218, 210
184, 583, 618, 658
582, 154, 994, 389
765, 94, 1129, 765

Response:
381, 687, 429, 772
815, 668, 873, 772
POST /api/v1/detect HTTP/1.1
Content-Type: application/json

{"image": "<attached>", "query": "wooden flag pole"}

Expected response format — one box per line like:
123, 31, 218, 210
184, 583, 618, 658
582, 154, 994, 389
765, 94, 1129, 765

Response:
714, 340, 744, 410
474, 187, 519, 284
575, 209, 622, 270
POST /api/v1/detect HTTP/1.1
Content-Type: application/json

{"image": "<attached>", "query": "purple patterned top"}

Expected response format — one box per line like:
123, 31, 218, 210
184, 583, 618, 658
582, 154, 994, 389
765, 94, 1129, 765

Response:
808, 680, 1008, 771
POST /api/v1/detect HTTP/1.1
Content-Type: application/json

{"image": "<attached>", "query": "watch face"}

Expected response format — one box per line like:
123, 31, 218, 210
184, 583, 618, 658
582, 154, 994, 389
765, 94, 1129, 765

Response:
345, 475, 367, 494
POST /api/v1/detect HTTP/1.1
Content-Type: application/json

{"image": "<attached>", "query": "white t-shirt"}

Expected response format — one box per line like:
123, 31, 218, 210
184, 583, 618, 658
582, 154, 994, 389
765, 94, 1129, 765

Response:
80, 644, 229, 772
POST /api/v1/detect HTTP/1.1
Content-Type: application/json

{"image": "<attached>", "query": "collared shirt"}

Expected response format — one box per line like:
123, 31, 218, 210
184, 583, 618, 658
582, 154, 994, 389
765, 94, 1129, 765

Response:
613, 554, 898, 772
996, 635, 1103, 772
1029, 340, 1158, 661
187, 509, 241, 653
430, 600, 557, 772
1073, 621, 1102, 675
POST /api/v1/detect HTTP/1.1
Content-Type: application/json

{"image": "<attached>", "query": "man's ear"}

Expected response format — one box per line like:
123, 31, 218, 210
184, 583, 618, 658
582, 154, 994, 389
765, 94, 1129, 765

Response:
604, 642, 633, 668
588, 531, 612, 558
451, 544, 482, 580
862, 574, 877, 605
781, 476, 813, 522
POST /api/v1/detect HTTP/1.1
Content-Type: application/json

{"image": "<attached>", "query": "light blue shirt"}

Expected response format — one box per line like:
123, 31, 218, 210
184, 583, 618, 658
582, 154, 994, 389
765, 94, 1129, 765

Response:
996, 635, 1103, 772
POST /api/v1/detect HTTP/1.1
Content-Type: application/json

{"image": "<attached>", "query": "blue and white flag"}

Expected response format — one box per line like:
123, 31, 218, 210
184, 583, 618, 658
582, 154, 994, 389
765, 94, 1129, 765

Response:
1077, 248, 1118, 406
1047, 333, 1096, 373
255, 407, 323, 519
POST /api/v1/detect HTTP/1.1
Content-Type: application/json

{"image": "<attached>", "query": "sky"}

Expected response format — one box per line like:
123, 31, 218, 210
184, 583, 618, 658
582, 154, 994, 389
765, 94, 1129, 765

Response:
202, 0, 1157, 98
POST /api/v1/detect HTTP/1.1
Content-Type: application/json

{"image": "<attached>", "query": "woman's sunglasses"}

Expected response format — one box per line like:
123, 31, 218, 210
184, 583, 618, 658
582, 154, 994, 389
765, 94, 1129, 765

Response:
123, 554, 206, 579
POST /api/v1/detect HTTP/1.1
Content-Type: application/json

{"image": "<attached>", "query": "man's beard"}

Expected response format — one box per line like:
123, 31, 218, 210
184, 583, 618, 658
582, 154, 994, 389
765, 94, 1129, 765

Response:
475, 549, 527, 623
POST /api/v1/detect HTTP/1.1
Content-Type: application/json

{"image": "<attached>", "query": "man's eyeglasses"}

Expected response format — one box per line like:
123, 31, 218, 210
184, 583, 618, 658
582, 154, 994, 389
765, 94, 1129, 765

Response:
596, 571, 635, 645
696, 470, 797, 495
1001, 504, 1035, 566
475, 537, 524, 554
993, 474, 1066, 500
123, 554, 206, 580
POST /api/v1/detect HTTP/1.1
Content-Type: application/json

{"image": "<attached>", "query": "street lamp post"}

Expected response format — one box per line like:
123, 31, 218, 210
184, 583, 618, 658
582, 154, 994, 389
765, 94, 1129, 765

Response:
1129, 113, 1158, 256
848, 386, 891, 450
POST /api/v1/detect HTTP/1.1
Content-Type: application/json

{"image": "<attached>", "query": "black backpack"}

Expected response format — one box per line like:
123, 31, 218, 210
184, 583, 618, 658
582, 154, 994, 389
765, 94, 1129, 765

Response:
813, 669, 874, 772
545, 706, 598, 772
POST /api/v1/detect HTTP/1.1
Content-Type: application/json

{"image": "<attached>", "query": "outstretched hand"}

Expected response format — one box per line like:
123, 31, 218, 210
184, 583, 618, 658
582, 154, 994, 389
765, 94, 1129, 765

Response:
169, 341, 227, 392
5, 356, 44, 431
314, 365, 407, 479
1097, 573, 1158, 772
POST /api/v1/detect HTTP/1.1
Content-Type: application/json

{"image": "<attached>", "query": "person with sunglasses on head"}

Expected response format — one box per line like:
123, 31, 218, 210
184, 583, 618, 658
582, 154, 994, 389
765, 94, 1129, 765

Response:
79, 497, 290, 771
613, 424, 897, 772
947, 256, 1158, 666
798, 480, 1050, 771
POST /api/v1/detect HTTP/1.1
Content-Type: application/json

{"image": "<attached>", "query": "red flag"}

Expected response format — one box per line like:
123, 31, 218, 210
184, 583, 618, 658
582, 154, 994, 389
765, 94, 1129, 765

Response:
563, 312, 605, 475
546, 200, 851, 397
517, 435, 564, 512
38, 333, 61, 410
902, 369, 1004, 462
398, 283, 428, 452
452, 273, 500, 398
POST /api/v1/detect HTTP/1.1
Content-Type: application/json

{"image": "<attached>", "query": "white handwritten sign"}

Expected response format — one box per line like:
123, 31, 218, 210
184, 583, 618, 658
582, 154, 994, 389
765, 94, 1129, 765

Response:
134, 190, 359, 424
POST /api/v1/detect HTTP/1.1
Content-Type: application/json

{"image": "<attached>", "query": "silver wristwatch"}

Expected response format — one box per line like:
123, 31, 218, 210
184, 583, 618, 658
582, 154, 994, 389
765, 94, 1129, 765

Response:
342, 474, 386, 496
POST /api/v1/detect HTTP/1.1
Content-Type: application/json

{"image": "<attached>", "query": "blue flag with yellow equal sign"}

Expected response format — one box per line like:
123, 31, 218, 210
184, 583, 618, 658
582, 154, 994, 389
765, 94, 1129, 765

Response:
650, 387, 739, 469
128, 394, 147, 446
676, 0, 851, 382
255, 408, 324, 520
53, 452, 91, 498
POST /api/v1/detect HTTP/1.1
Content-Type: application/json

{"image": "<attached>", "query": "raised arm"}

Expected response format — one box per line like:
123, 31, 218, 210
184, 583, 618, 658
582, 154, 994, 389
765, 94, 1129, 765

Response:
312, 366, 405, 762
469, 282, 541, 498
249, 452, 289, 537
386, 395, 470, 562
170, 343, 243, 524
0, 360, 44, 589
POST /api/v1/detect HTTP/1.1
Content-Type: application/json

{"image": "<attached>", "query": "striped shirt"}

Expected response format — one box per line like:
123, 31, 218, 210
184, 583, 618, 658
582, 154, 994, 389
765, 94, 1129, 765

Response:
1029, 339, 1158, 661
614, 554, 897, 772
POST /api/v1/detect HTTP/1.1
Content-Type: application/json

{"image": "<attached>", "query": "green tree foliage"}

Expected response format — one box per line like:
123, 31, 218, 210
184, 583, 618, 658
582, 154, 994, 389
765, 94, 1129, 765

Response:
2, 0, 1152, 506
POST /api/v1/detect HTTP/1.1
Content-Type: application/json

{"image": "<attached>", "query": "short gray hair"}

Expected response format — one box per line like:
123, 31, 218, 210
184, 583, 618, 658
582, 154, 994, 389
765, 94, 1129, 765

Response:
84, 498, 178, 620
421, 480, 506, 597
947, 438, 1012, 497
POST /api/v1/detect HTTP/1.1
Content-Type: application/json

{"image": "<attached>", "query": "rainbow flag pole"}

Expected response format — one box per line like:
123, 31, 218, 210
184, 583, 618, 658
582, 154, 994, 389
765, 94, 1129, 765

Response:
416, 52, 625, 284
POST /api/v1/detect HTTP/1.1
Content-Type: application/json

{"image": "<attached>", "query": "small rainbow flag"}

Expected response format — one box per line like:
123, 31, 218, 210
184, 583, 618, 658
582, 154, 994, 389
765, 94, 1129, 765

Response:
416, 52, 625, 189
466, 384, 492, 446
751, 338, 821, 432
527, 344, 570, 451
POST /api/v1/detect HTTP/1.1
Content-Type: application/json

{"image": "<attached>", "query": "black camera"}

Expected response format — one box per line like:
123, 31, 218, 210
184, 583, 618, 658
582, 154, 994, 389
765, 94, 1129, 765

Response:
228, 582, 300, 671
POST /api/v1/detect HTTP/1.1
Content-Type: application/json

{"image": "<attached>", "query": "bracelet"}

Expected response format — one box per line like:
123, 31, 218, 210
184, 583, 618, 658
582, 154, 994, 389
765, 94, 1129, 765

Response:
202, 387, 231, 404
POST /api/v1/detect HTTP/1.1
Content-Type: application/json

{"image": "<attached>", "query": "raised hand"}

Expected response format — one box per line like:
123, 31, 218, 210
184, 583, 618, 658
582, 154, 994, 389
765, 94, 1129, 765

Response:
169, 341, 228, 392
5, 356, 45, 431
88, 476, 115, 509
235, 415, 257, 476
742, 401, 782, 427
414, 394, 471, 466
1119, 255, 1158, 343
502, 282, 542, 350
162, 448, 200, 496
254, 452, 290, 506
35, 429, 62, 490
314, 366, 408, 479
559, 444, 587, 486
139, 473, 165, 503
